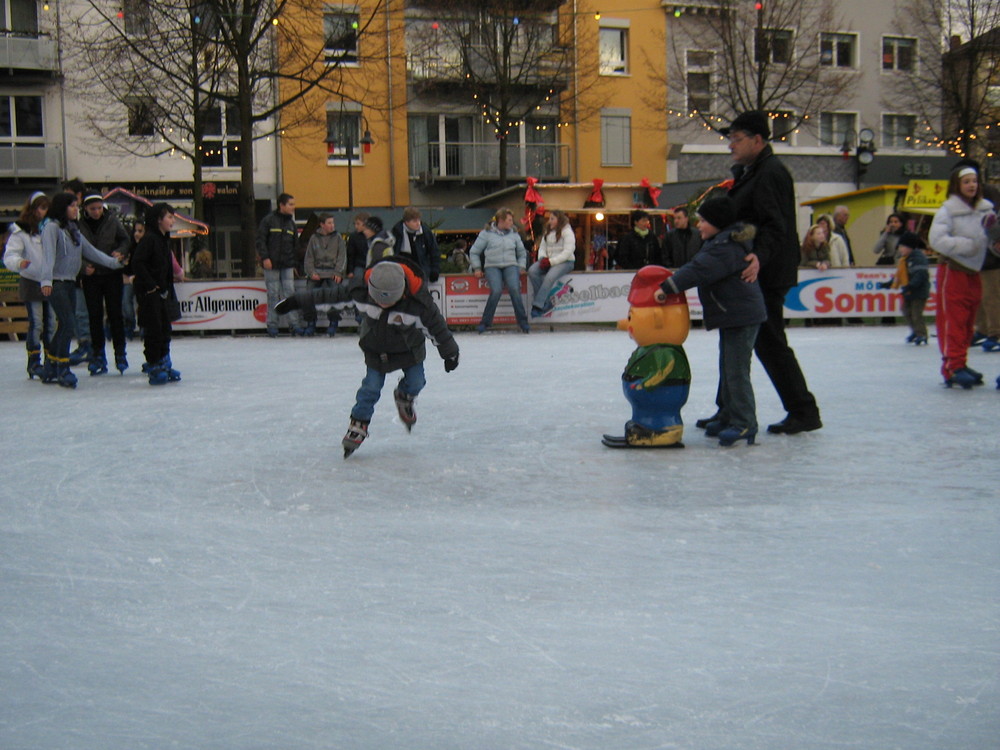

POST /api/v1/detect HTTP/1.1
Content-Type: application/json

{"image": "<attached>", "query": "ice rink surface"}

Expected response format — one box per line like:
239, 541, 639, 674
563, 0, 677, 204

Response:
1, 324, 998, 750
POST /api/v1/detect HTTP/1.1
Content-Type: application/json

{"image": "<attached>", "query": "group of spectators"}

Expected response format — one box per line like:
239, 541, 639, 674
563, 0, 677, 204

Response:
3, 178, 184, 387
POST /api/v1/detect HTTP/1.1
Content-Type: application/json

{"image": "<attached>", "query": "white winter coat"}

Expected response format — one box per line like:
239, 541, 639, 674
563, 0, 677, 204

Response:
3, 224, 45, 283
537, 225, 576, 266
826, 232, 851, 268
929, 194, 994, 272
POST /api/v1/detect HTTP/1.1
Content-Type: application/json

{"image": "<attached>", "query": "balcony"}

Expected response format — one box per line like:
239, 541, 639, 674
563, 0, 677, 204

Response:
407, 46, 570, 90
0, 144, 62, 179
0, 33, 58, 73
410, 140, 569, 182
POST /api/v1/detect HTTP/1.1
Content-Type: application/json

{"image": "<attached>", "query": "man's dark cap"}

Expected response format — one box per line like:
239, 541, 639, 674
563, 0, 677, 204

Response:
720, 110, 771, 140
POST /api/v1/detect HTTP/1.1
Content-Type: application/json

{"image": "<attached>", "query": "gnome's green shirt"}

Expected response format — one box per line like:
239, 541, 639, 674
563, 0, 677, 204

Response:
623, 344, 691, 390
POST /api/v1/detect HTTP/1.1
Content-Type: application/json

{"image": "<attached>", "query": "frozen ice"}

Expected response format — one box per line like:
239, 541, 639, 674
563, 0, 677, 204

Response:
1, 325, 998, 750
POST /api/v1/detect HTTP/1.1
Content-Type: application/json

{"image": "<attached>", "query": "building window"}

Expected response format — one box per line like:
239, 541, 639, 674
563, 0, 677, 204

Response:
126, 98, 156, 137
3, 0, 38, 34
686, 50, 713, 113
123, 0, 152, 36
0, 95, 44, 142
770, 110, 795, 143
599, 27, 628, 75
883, 37, 916, 72
756, 29, 793, 65
600, 110, 630, 166
324, 10, 360, 65
326, 111, 362, 163
819, 112, 857, 147
882, 114, 916, 148
820, 33, 856, 68
202, 103, 242, 167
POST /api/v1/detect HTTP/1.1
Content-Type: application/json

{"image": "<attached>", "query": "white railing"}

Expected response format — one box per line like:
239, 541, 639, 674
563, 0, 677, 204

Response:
410, 140, 569, 181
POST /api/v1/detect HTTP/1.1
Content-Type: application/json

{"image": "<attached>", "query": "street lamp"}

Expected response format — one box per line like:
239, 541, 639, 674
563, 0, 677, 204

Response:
325, 119, 375, 210
841, 128, 876, 188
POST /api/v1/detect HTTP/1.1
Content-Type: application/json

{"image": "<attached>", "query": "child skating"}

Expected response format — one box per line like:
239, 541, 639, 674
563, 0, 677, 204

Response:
276, 256, 459, 456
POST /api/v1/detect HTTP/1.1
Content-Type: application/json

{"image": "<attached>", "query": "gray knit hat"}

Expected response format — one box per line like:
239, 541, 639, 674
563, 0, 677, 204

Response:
368, 262, 405, 306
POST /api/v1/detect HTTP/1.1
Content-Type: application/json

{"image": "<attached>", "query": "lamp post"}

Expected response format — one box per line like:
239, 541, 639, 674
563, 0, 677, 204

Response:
325, 119, 375, 210
840, 128, 876, 188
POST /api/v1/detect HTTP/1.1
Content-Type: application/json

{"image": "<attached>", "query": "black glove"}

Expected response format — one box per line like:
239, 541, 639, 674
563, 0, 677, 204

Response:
275, 296, 299, 314
444, 354, 459, 372
429, 271, 440, 283
877, 281, 892, 290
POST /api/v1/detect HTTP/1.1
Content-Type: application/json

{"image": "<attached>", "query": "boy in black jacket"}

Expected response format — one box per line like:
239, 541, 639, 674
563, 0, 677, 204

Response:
277, 255, 459, 456
654, 196, 766, 446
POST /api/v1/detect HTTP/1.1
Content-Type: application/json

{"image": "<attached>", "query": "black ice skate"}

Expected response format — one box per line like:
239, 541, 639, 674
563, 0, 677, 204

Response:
342, 418, 369, 457
393, 387, 417, 432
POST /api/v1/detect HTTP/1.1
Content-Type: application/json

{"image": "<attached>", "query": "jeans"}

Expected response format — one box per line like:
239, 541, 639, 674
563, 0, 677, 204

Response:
73, 282, 90, 345
47, 281, 77, 361
352, 364, 426, 422
25, 299, 55, 354
718, 324, 760, 431
264, 267, 299, 329
527, 261, 573, 311
122, 281, 137, 334
481, 265, 528, 328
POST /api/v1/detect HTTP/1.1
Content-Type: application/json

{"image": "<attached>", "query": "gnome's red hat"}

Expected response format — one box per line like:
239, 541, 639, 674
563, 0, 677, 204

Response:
628, 266, 686, 307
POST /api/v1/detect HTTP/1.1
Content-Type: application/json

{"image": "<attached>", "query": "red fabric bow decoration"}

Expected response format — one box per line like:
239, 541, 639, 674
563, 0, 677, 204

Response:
640, 177, 661, 208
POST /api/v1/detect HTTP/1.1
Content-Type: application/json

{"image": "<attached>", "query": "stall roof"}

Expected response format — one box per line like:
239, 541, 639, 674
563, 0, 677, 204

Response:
464, 180, 724, 213
102, 187, 210, 237
800, 185, 907, 207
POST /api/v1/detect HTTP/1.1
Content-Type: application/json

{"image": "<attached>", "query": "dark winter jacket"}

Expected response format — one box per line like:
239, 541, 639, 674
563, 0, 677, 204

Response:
296, 255, 458, 373
347, 230, 368, 273
661, 224, 766, 331
727, 144, 799, 292
391, 221, 441, 282
131, 225, 175, 300
894, 249, 931, 302
255, 210, 298, 270
616, 229, 662, 270
662, 226, 701, 268
366, 230, 396, 267
79, 211, 130, 277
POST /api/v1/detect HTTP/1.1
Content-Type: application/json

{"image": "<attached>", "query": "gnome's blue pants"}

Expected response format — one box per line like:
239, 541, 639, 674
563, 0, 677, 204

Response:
623, 381, 690, 432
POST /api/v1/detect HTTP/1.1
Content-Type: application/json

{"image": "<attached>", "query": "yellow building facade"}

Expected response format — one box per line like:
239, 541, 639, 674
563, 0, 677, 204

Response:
279, 0, 669, 212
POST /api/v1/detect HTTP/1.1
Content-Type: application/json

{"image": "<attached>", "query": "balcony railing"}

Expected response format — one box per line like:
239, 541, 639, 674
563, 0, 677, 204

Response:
409, 140, 569, 182
0, 33, 58, 72
0, 144, 63, 179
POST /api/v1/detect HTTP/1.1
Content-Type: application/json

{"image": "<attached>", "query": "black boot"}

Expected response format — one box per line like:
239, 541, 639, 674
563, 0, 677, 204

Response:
26, 349, 42, 380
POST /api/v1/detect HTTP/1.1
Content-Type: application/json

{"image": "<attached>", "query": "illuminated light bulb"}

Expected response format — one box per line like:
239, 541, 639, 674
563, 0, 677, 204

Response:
595, 212, 605, 221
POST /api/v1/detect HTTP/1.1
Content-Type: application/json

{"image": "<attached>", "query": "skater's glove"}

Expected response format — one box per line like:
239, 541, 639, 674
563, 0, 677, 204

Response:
444, 354, 459, 372
275, 296, 299, 314
876, 281, 892, 290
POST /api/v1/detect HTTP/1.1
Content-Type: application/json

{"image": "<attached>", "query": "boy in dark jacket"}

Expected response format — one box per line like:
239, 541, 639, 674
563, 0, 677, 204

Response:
276, 255, 459, 457
879, 231, 931, 345
654, 196, 766, 446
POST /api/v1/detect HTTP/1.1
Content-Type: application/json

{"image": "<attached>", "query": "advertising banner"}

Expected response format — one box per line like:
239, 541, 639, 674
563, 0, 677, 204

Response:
172, 267, 931, 331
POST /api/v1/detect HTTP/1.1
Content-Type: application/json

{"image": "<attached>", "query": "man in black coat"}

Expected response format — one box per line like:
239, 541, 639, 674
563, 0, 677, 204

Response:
662, 207, 701, 268
615, 209, 662, 269
721, 110, 821, 434
391, 207, 441, 282
255, 192, 300, 336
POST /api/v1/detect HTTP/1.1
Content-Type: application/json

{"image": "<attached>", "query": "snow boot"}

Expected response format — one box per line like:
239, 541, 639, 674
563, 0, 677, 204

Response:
26, 350, 42, 380
703, 419, 727, 437
905, 333, 915, 343
393, 386, 417, 432
146, 362, 168, 386
913, 336, 928, 346
343, 419, 369, 457
88, 351, 108, 376
56, 364, 77, 389
161, 356, 181, 382
982, 336, 1000, 353
115, 353, 128, 374
68, 343, 91, 366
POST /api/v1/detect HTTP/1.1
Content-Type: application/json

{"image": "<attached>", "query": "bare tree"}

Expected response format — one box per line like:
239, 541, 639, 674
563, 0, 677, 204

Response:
886, 0, 1000, 161
405, 0, 590, 187
65, 0, 385, 276
661, 0, 854, 138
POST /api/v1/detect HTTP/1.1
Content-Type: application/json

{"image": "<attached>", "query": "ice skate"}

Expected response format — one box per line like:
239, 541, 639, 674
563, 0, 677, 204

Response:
393, 387, 417, 431
342, 419, 369, 457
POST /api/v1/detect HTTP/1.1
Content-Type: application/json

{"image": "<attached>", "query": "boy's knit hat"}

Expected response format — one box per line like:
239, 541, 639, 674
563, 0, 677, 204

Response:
368, 262, 405, 305
897, 231, 926, 250
696, 196, 736, 231
364, 215, 383, 233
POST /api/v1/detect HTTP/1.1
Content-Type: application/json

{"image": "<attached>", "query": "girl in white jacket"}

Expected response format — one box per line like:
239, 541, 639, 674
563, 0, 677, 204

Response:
527, 211, 577, 317
928, 165, 994, 388
2, 192, 53, 378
